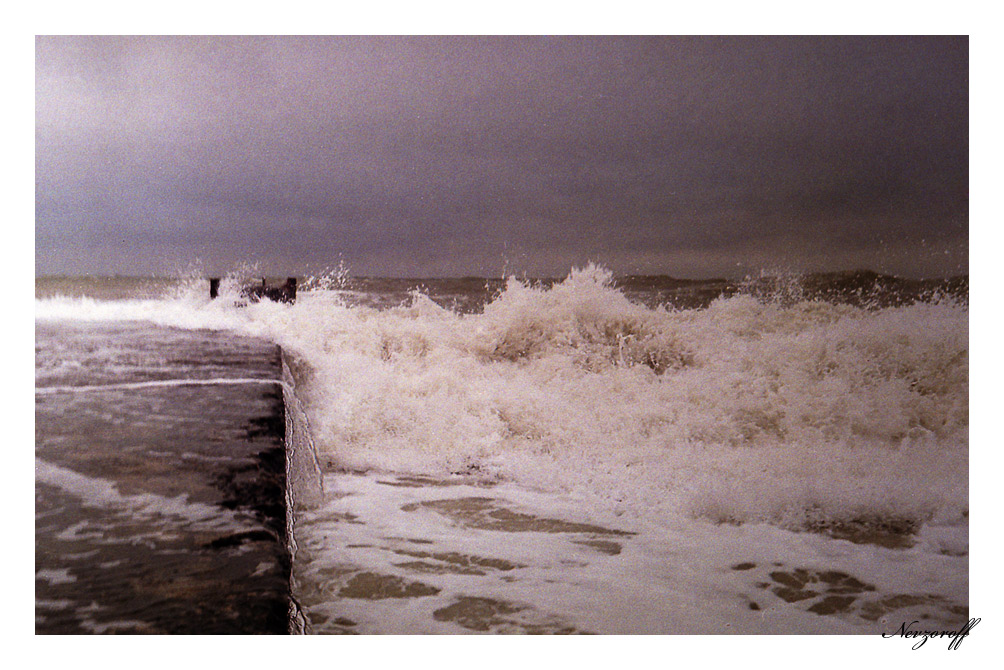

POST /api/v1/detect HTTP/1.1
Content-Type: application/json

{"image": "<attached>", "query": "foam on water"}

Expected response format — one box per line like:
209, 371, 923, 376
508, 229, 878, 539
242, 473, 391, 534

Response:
35, 457, 247, 533
35, 265, 968, 537
289, 468, 967, 634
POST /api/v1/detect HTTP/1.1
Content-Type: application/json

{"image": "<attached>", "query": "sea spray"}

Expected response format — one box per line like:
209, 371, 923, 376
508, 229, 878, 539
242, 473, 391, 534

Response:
35, 265, 969, 537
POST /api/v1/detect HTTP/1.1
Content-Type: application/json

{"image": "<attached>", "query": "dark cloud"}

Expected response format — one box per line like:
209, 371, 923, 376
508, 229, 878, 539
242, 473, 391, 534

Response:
36, 35, 968, 278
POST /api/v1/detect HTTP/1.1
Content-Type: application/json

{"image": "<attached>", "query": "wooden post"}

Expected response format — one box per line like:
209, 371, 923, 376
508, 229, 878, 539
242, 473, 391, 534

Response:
212, 276, 296, 304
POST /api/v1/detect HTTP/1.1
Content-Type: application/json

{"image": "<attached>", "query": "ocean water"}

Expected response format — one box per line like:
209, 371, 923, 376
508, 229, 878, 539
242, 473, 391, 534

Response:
35, 266, 968, 634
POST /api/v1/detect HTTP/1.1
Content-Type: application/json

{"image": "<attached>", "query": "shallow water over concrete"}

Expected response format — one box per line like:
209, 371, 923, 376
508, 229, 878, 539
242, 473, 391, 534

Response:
35, 322, 291, 634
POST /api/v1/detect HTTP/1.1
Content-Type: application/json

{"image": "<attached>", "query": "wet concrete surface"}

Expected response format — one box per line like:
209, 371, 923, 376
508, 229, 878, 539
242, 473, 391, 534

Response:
36, 322, 291, 634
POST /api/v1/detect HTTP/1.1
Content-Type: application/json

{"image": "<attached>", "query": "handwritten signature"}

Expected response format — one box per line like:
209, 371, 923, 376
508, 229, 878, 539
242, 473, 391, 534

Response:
882, 618, 980, 650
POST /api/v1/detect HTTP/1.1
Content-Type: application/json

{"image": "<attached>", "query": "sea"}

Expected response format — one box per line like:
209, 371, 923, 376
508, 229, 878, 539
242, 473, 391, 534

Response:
35, 266, 969, 634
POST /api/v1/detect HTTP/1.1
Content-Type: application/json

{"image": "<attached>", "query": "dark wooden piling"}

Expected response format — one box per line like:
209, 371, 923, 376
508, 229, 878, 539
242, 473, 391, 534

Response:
209, 277, 297, 304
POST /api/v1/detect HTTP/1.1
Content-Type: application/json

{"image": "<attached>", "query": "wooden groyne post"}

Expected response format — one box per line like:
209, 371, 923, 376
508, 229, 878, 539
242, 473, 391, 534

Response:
209, 277, 297, 304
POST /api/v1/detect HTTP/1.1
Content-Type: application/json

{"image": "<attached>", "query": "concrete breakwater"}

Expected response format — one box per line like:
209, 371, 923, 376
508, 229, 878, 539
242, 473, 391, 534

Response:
35, 323, 296, 634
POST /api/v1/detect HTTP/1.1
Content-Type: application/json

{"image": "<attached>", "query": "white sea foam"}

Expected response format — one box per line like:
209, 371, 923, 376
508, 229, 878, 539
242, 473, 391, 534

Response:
35, 568, 76, 585
35, 265, 969, 534
35, 377, 287, 395
35, 457, 246, 532
292, 469, 967, 634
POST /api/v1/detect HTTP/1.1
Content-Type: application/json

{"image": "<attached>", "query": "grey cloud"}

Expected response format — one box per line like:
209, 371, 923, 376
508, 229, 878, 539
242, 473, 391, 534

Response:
36, 35, 968, 278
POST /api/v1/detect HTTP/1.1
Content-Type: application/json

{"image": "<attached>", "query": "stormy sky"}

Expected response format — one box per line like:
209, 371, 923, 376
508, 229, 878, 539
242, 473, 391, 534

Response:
35, 35, 968, 279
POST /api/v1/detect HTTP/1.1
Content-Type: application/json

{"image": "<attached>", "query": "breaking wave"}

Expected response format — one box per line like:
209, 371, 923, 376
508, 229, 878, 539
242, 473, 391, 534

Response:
35, 264, 969, 534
